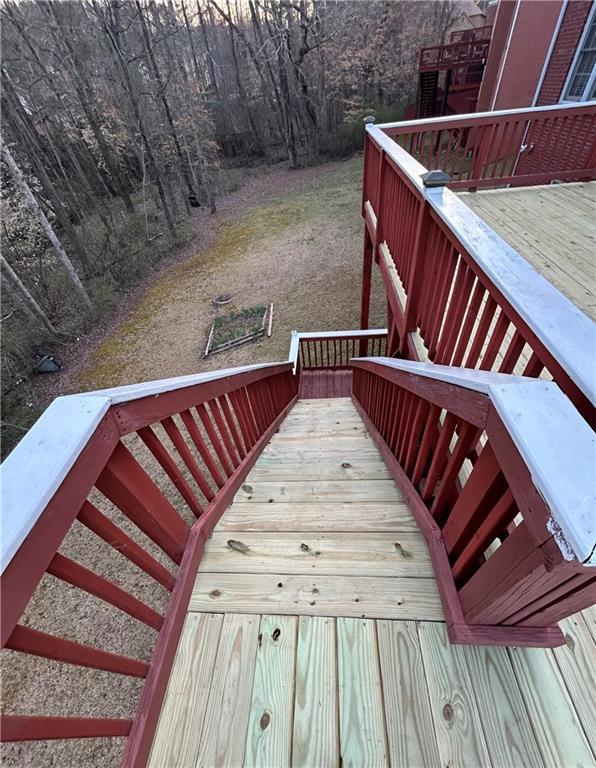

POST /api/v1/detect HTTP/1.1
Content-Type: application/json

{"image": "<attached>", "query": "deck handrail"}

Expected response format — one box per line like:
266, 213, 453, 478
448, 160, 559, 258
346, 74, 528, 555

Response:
375, 99, 596, 134
288, 328, 387, 373
0, 361, 289, 573
350, 356, 596, 647
361, 105, 596, 424
0, 360, 297, 763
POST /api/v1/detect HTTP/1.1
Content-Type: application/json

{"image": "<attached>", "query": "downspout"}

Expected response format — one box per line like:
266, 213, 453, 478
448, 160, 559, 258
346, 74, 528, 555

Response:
532, 0, 569, 105
490, 0, 521, 110
512, 0, 569, 178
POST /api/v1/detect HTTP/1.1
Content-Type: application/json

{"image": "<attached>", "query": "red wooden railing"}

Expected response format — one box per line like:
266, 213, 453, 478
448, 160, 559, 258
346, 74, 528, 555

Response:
419, 38, 490, 73
351, 357, 595, 647
289, 329, 387, 398
0, 362, 296, 763
374, 102, 596, 189
361, 106, 595, 427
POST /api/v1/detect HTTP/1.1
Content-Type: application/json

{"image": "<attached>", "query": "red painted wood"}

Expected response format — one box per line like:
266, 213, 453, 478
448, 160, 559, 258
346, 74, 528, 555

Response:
1, 412, 121, 649
421, 413, 458, 503
1, 715, 132, 741
430, 422, 479, 520
194, 402, 234, 477
161, 416, 214, 504
351, 359, 490, 427
96, 442, 188, 565
6, 625, 148, 678
179, 409, 224, 489
299, 369, 352, 399
442, 442, 503, 558
111, 363, 293, 434
207, 399, 241, 468
47, 553, 163, 630
516, 578, 596, 628
448, 623, 564, 648
78, 500, 176, 591
451, 488, 517, 584
219, 395, 247, 460
121, 395, 297, 767
137, 426, 203, 517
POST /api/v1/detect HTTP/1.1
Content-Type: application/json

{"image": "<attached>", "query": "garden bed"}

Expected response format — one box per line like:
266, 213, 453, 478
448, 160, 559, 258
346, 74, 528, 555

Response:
205, 303, 272, 356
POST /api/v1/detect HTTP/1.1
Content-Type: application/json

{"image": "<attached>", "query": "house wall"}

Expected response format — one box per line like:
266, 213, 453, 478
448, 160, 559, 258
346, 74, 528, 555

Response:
477, 0, 565, 111
535, 1, 593, 104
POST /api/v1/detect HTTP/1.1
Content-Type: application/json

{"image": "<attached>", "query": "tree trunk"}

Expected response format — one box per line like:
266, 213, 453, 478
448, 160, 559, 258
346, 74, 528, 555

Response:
0, 253, 58, 335
1, 143, 93, 313
44, 0, 135, 213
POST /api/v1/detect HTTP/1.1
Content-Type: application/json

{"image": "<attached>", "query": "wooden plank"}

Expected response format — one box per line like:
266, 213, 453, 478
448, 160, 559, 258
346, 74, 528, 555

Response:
418, 622, 491, 768
233, 480, 402, 504
377, 620, 441, 768
149, 613, 223, 768
292, 616, 339, 768
249, 459, 392, 481
507, 644, 594, 766
256, 446, 385, 463
337, 619, 388, 767
552, 614, 596, 754
215, 502, 417, 533
580, 605, 596, 643
244, 615, 297, 768
195, 613, 260, 768
201, 532, 434, 577
462, 644, 543, 767
190, 573, 444, 620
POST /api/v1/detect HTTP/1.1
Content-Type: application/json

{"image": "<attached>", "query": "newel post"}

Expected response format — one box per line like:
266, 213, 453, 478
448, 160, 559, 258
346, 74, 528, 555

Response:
399, 170, 451, 357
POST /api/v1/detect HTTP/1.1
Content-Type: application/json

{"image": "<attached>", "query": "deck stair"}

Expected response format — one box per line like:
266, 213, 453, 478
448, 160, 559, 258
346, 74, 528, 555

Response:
150, 395, 596, 768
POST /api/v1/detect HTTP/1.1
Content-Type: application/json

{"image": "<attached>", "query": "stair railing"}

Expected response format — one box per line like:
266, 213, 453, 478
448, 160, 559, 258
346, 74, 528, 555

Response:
361, 104, 596, 426
0, 362, 296, 763
351, 356, 595, 647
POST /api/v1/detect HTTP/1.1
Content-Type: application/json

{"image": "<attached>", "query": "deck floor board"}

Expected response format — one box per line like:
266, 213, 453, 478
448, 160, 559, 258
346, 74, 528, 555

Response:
151, 397, 596, 766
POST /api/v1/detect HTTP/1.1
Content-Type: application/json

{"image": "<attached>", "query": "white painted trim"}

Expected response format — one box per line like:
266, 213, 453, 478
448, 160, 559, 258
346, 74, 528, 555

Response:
0, 361, 290, 573
491, 0, 521, 110
365, 126, 596, 406
85, 362, 288, 404
533, 0, 569, 106
354, 357, 596, 565
0, 396, 111, 572
288, 330, 300, 373
560, 3, 596, 103
373, 99, 596, 132
290, 328, 388, 340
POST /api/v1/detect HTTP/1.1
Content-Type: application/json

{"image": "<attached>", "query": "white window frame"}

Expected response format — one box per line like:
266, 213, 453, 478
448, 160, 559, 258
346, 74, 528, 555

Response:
560, 3, 596, 103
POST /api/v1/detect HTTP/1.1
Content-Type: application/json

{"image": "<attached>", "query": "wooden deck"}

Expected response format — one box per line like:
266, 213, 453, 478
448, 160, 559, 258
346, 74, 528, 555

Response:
150, 398, 596, 767
460, 182, 596, 321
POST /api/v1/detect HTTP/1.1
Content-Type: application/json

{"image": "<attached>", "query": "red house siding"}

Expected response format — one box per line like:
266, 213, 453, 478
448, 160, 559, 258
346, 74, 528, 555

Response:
536, 1, 593, 104
478, 0, 564, 111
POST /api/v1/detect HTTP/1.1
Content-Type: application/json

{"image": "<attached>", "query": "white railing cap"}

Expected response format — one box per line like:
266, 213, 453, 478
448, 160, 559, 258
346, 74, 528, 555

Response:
354, 357, 596, 565
0, 361, 289, 573
373, 100, 596, 132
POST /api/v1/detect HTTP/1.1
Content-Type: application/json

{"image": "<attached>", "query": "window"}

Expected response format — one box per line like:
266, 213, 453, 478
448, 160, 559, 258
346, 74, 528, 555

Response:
561, 7, 596, 102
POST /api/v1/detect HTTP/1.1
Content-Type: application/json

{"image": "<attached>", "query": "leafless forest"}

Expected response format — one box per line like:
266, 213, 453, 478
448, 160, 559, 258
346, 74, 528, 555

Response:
1, 0, 460, 454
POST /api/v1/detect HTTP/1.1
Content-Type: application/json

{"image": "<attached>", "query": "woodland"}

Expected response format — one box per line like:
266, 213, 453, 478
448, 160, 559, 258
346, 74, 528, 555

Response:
0, 0, 463, 455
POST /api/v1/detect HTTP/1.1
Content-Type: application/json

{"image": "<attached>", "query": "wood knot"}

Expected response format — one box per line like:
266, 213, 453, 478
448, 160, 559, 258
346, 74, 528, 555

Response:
242, 484, 253, 494
209, 589, 222, 598
272, 628, 281, 642
565, 633, 575, 650
341, 462, 352, 469
394, 542, 412, 559
442, 703, 454, 722
259, 711, 270, 730
227, 539, 250, 554
300, 543, 310, 552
